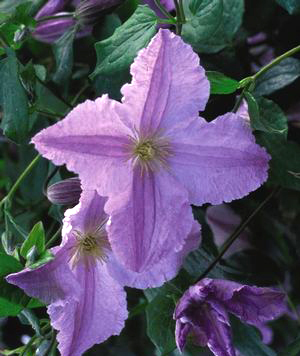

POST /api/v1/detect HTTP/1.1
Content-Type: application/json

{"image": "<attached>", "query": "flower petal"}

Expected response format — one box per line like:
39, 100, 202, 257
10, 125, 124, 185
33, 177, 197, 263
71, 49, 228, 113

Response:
223, 284, 287, 326
169, 113, 270, 205
6, 242, 81, 304
49, 262, 127, 356
32, 96, 132, 195
106, 168, 194, 272
175, 320, 192, 352
107, 221, 200, 288
203, 305, 236, 356
120, 29, 209, 135
35, 0, 69, 19
206, 204, 251, 256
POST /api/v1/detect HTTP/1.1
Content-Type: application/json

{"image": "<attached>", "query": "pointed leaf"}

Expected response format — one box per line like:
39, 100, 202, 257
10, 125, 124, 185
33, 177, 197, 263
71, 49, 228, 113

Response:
206, 71, 239, 94
20, 221, 45, 259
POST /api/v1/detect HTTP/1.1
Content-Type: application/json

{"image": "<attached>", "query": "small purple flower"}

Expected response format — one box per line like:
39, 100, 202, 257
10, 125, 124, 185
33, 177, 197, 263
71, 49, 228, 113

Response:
206, 204, 251, 257
31, 29, 270, 274
174, 278, 287, 356
7, 190, 200, 356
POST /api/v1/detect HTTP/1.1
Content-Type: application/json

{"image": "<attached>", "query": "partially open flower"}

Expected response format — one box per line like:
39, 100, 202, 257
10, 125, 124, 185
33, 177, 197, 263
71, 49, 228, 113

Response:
174, 278, 287, 356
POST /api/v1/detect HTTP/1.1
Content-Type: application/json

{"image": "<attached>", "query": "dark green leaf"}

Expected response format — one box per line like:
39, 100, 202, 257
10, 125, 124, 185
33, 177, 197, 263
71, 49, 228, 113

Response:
244, 91, 260, 129
255, 58, 300, 96
256, 97, 288, 137
90, 5, 157, 78
20, 221, 45, 259
206, 71, 239, 94
19, 308, 41, 336
0, 48, 29, 143
276, 0, 300, 14
146, 291, 177, 355
52, 26, 77, 85
183, 0, 244, 53
231, 316, 277, 356
28, 249, 54, 269
279, 336, 300, 356
256, 132, 300, 191
0, 252, 29, 316
182, 0, 223, 52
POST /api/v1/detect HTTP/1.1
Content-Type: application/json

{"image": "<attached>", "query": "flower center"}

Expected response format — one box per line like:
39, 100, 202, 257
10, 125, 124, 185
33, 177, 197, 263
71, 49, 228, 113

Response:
134, 140, 155, 161
69, 221, 111, 269
128, 133, 172, 174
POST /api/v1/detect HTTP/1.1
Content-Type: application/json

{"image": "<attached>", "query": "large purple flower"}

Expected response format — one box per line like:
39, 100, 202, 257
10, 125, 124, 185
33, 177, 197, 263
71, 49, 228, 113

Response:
7, 190, 200, 356
174, 278, 287, 356
31, 29, 270, 273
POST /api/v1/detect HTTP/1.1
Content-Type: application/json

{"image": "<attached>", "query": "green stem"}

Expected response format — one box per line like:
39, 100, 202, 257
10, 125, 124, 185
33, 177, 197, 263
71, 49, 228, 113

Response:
179, 0, 185, 23
36, 109, 62, 119
45, 226, 62, 248
20, 335, 38, 356
232, 83, 251, 113
173, 0, 181, 34
36, 13, 75, 23
154, 0, 176, 22
253, 44, 300, 80
196, 187, 281, 282
0, 155, 41, 209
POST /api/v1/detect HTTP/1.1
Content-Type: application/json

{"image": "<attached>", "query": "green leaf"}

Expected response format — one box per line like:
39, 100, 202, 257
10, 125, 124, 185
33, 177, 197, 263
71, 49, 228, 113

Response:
206, 71, 239, 94
1, 347, 26, 355
244, 91, 260, 128
52, 26, 77, 85
20, 221, 45, 259
90, 5, 157, 79
0, 252, 29, 316
276, 0, 300, 14
255, 58, 300, 96
256, 132, 300, 191
183, 0, 244, 53
19, 308, 41, 336
231, 316, 277, 356
0, 48, 29, 143
146, 291, 177, 355
28, 249, 54, 269
279, 336, 300, 356
182, 0, 223, 52
255, 97, 288, 137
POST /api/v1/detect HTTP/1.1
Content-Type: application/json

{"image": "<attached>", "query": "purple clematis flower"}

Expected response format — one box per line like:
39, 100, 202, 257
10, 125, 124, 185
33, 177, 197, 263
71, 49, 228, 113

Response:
174, 278, 287, 356
7, 190, 200, 356
31, 29, 270, 274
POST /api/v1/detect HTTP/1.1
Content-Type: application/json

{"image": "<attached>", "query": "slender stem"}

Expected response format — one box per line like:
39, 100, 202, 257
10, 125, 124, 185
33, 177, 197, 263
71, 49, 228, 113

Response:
45, 226, 62, 248
179, 0, 185, 23
36, 13, 74, 23
154, 0, 176, 22
20, 335, 38, 356
71, 81, 89, 106
253, 44, 300, 80
232, 83, 251, 113
173, 0, 181, 35
36, 109, 62, 119
196, 187, 281, 282
0, 155, 41, 209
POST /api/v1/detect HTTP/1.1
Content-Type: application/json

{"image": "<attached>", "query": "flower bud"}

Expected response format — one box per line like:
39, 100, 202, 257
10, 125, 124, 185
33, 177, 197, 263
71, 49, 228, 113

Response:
33, 12, 76, 43
75, 0, 123, 26
35, 0, 71, 20
47, 177, 82, 205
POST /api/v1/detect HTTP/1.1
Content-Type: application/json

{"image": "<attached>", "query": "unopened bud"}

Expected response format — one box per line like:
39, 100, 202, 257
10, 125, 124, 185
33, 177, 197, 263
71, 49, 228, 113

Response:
75, 0, 123, 26
33, 12, 76, 43
47, 177, 82, 205
1, 231, 17, 255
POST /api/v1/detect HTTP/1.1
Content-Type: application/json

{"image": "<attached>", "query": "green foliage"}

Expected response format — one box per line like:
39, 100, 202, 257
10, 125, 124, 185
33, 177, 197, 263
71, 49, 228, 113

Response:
20, 221, 45, 259
90, 5, 157, 79
245, 94, 288, 137
0, 48, 29, 143
276, 0, 300, 14
278, 336, 300, 356
255, 58, 300, 95
231, 317, 277, 356
206, 71, 239, 94
52, 26, 77, 85
256, 132, 300, 191
182, 0, 244, 53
